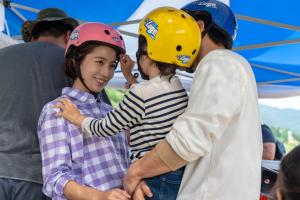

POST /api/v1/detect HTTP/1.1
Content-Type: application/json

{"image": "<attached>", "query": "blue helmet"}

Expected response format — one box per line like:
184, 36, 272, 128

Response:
182, 0, 237, 46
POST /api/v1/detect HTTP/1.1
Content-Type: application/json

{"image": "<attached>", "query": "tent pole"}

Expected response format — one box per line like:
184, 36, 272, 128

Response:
258, 78, 300, 85
4, 18, 10, 36
118, 30, 138, 38
110, 19, 141, 27
8, 2, 39, 13
10, 7, 27, 21
236, 14, 300, 31
251, 63, 300, 78
234, 38, 300, 51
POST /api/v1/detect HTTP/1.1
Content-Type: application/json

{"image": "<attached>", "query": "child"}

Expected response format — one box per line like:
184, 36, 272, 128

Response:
55, 7, 201, 200
271, 145, 300, 200
38, 22, 131, 200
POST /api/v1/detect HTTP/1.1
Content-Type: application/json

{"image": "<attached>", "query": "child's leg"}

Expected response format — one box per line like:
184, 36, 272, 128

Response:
144, 167, 185, 200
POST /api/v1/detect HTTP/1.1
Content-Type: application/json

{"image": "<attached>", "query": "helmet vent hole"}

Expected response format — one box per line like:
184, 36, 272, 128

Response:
104, 30, 110, 35
168, 10, 174, 12
181, 14, 186, 18
176, 45, 182, 51
192, 49, 196, 55
120, 35, 123, 40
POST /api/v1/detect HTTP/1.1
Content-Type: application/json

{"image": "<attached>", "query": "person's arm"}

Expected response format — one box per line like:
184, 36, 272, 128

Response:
124, 140, 187, 194
38, 104, 80, 199
38, 104, 130, 200
263, 143, 276, 160
64, 180, 130, 200
124, 53, 245, 193
261, 124, 276, 160
55, 88, 145, 138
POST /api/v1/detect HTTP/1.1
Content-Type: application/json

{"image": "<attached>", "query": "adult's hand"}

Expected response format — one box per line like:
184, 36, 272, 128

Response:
101, 188, 131, 200
133, 181, 153, 200
123, 161, 143, 195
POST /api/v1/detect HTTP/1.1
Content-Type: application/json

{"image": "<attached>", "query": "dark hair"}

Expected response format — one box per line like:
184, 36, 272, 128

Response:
183, 10, 232, 49
32, 20, 73, 39
21, 21, 34, 42
65, 41, 118, 80
138, 35, 177, 77
272, 145, 300, 200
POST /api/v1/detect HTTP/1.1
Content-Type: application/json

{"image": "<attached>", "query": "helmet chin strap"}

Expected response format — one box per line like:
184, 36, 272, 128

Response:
75, 65, 99, 100
137, 63, 149, 80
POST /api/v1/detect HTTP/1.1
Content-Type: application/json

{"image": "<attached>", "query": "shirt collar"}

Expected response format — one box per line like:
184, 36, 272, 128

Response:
62, 87, 101, 103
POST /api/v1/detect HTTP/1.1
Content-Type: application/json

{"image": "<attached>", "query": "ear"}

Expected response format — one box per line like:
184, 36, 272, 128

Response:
196, 20, 205, 32
276, 188, 283, 200
64, 31, 72, 44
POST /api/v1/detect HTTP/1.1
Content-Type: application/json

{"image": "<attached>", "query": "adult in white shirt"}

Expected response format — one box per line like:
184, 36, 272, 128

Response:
124, 1, 262, 200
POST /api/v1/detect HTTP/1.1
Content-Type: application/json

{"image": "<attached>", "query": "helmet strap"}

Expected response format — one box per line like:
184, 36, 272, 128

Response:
75, 65, 99, 100
137, 62, 150, 80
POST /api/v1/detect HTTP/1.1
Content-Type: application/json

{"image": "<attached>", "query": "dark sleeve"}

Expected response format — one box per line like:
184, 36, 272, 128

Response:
100, 89, 112, 106
261, 124, 276, 143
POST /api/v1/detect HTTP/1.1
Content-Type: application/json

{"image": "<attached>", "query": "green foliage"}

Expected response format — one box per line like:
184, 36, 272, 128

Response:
271, 127, 288, 143
293, 132, 300, 141
270, 126, 300, 152
105, 87, 126, 108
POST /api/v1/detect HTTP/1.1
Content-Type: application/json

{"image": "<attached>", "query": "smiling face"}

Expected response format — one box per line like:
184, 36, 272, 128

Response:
73, 45, 117, 93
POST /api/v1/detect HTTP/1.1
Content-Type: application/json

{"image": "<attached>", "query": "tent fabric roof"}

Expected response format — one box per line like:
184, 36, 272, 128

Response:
1, 0, 300, 98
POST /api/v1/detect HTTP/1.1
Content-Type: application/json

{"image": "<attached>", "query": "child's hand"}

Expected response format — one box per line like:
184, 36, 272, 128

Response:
120, 54, 137, 86
54, 98, 85, 127
102, 188, 131, 200
120, 54, 135, 76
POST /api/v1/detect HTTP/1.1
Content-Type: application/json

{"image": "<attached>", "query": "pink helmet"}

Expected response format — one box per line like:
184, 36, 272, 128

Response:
65, 22, 126, 55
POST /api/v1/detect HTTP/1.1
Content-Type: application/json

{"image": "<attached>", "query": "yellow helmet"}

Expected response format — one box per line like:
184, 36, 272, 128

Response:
139, 7, 201, 68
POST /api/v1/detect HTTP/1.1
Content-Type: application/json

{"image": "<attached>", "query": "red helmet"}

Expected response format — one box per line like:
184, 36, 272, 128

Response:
65, 22, 126, 55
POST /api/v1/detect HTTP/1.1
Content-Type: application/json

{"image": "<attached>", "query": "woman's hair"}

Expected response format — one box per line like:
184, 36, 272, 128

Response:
138, 35, 177, 77
64, 41, 118, 80
272, 145, 300, 200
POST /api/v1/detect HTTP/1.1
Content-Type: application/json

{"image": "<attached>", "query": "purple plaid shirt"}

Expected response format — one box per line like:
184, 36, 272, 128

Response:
38, 87, 130, 200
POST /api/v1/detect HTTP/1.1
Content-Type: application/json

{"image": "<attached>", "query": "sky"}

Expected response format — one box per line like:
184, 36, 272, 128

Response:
259, 95, 300, 110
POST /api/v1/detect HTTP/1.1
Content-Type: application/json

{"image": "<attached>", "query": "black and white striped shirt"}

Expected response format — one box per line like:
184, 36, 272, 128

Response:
82, 75, 188, 160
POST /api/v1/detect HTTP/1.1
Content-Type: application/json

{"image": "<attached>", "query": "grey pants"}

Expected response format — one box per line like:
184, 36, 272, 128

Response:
0, 178, 50, 200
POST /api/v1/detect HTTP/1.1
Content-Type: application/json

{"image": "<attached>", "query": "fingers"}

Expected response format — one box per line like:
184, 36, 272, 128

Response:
53, 102, 64, 110
58, 98, 74, 108
120, 54, 128, 64
54, 102, 64, 117
108, 189, 131, 200
140, 181, 152, 198
133, 187, 145, 200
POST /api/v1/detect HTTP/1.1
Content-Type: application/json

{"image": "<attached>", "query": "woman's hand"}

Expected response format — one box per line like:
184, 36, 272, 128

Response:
101, 188, 131, 200
54, 98, 85, 127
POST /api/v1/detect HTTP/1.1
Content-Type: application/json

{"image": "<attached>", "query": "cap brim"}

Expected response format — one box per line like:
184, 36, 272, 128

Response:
38, 17, 79, 29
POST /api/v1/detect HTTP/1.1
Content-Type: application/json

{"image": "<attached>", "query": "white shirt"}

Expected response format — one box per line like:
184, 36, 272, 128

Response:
166, 49, 262, 200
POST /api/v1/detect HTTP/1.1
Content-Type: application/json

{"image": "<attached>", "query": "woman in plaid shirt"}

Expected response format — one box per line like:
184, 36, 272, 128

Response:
37, 23, 131, 200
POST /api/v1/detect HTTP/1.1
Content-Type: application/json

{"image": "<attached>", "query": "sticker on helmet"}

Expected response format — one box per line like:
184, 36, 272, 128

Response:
195, 2, 217, 8
112, 37, 121, 42
70, 30, 79, 40
144, 19, 158, 40
176, 55, 191, 64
